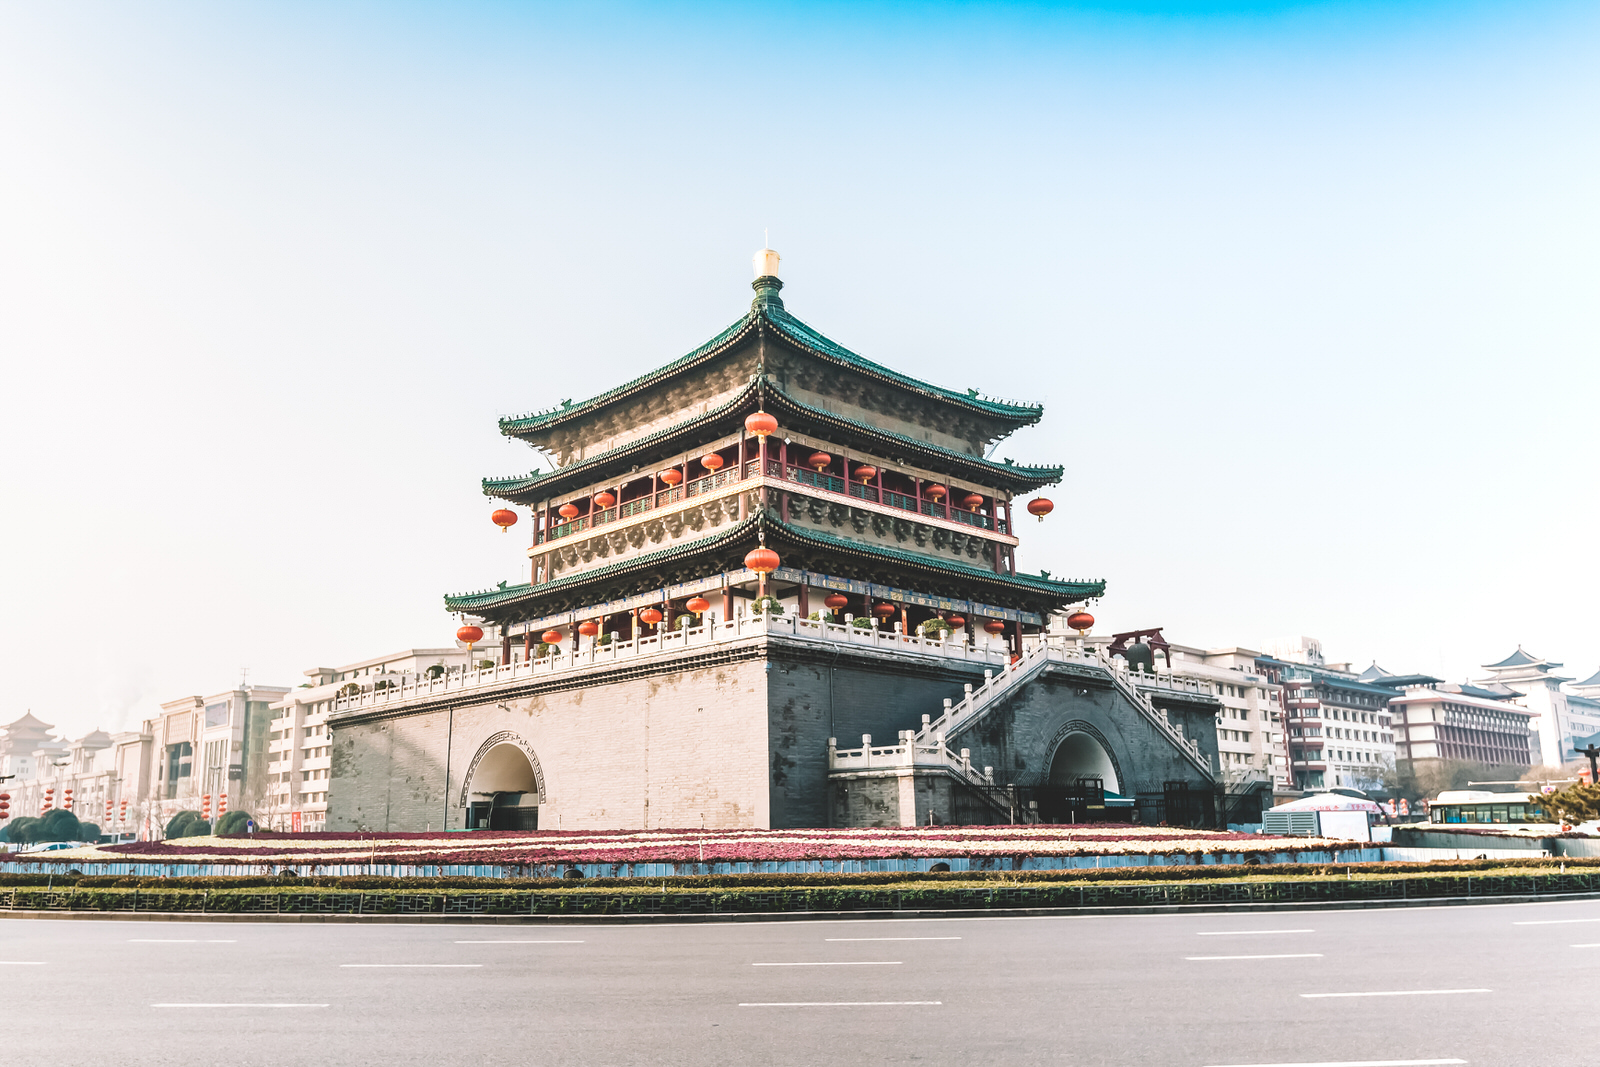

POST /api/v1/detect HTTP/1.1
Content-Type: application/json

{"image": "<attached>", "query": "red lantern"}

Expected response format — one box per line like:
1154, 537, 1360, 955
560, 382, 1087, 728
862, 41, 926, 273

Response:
744, 547, 780, 575
701, 453, 725, 472
659, 469, 683, 487
853, 465, 878, 483
686, 596, 710, 614
807, 451, 830, 472
541, 629, 564, 646
639, 607, 663, 625
44, 788, 53, 795
961, 493, 984, 511
1027, 498, 1054, 522
593, 491, 616, 508
492, 508, 518, 532
457, 625, 484, 645
871, 603, 897, 619
924, 484, 947, 500
558, 502, 581, 520
745, 411, 778, 437
577, 620, 600, 637
984, 620, 1007, 636
1067, 610, 1095, 634
219, 793, 228, 814
824, 593, 849, 610
947, 615, 966, 628
0, 793, 10, 801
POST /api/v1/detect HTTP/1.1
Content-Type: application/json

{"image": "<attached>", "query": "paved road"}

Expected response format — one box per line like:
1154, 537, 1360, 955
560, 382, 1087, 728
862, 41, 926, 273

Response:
6, 899, 1600, 1066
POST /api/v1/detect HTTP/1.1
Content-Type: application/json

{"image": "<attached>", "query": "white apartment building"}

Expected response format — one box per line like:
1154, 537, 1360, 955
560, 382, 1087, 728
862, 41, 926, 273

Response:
147, 685, 288, 832
1161, 643, 1290, 792
1257, 639, 1397, 793
266, 647, 474, 832
1476, 649, 1600, 767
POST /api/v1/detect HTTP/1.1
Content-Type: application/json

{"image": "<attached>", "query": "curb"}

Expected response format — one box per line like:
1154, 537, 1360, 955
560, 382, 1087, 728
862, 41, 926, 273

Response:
5, 889, 1600, 924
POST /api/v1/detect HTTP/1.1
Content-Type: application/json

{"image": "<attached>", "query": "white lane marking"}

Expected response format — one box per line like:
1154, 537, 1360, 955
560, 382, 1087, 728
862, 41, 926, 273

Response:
739, 1001, 941, 1007
1301, 989, 1490, 999
824, 937, 962, 941
129, 939, 237, 943
1513, 917, 1600, 925
0, 961, 47, 966
1187, 954, 1324, 961
1197, 929, 1315, 936
752, 961, 902, 967
339, 964, 483, 968
453, 940, 584, 944
153, 1003, 330, 1009
1202, 1059, 1466, 1066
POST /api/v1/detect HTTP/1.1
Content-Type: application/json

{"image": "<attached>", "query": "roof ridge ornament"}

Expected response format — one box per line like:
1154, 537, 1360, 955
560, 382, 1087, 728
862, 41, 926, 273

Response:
752, 245, 784, 311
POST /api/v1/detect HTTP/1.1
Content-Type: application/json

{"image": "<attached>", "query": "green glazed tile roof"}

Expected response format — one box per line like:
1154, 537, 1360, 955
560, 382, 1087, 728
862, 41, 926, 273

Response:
767, 520, 1104, 603
482, 382, 1063, 503
445, 515, 1101, 617
444, 518, 760, 613
497, 301, 1042, 437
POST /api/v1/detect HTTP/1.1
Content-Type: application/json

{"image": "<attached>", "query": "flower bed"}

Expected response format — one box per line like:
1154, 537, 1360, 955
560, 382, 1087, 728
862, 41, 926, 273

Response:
41, 824, 1363, 868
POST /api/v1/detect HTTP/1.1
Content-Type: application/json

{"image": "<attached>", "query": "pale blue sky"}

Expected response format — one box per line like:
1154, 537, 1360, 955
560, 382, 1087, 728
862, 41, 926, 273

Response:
1, 2, 1596, 737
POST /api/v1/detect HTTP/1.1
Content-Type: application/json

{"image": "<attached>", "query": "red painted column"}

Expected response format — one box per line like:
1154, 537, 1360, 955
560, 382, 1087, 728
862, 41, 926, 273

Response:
500, 627, 511, 666
523, 630, 533, 663
797, 583, 809, 617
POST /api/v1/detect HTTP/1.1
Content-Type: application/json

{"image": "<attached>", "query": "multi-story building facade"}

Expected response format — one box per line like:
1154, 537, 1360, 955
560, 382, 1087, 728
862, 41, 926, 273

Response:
1160, 643, 1290, 792
267, 648, 475, 832
1255, 640, 1396, 792
147, 685, 288, 831
1368, 671, 1537, 769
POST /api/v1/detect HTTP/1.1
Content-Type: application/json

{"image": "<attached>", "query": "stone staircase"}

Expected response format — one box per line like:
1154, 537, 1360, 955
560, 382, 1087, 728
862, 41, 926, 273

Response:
912, 639, 1216, 781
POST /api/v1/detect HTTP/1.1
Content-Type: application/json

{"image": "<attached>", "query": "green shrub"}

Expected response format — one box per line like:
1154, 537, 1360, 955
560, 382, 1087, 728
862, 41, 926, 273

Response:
215, 811, 253, 835
165, 811, 207, 839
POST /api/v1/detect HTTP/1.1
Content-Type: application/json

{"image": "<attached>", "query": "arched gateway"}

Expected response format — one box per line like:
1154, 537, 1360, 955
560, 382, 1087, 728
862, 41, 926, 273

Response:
459, 731, 546, 831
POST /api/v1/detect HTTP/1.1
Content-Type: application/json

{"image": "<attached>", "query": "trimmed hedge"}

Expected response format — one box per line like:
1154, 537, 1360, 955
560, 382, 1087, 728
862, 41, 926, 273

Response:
3, 862, 1600, 916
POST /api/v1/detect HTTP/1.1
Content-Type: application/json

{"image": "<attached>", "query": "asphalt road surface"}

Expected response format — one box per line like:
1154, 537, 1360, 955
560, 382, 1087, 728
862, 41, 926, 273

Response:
6, 898, 1600, 1067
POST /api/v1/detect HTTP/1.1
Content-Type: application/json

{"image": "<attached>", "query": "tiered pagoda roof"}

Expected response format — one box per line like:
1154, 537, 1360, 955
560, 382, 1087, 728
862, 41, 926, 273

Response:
447, 253, 1102, 634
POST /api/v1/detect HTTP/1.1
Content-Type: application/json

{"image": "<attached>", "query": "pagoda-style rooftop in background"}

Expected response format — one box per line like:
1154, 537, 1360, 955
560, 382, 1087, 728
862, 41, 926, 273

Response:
448, 247, 1102, 664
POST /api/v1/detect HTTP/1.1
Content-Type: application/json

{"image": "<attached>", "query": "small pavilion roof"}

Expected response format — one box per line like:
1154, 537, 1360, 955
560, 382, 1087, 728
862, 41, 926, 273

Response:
483, 380, 1063, 504
497, 296, 1043, 441
1483, 647, 1560, 670
1572, 668, 1600, 690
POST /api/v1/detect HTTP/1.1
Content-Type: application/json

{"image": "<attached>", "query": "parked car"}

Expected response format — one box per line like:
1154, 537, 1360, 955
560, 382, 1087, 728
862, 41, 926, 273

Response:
20, 841, 88, 853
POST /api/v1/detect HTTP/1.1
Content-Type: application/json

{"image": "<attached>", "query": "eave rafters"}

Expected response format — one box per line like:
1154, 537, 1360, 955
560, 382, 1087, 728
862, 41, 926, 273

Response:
445, 514, 1101, 624
482, 382, 1062, 506
495, 302, 1042, 443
